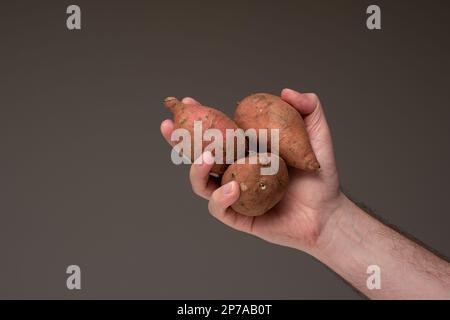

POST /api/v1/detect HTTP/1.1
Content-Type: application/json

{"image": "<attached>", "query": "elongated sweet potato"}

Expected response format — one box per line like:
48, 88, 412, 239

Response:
234, 93, 319, 171
221, 153, 289, 216
164, 97, 242, 175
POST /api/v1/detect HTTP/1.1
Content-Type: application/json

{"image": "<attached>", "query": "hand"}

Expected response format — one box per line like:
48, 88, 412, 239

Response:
160, 89, 347, 253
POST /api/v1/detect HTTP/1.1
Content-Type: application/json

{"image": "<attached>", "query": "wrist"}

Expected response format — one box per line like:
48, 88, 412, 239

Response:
306, 196, 378, 294
305, 194, 361, 257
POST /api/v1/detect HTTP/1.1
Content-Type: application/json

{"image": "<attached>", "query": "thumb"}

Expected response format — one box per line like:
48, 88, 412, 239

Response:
207, 181, 254, 233
281, 88, 326, 134
281, 88, 318, 116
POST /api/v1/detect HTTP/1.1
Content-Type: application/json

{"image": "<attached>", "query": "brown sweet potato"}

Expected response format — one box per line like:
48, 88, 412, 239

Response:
164, 97, 242, 175
234, 93, 319, 171
221, 153, 289, 216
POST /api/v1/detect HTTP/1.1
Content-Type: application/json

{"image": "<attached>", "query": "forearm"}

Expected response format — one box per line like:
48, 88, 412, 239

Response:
309, 196, 450, 299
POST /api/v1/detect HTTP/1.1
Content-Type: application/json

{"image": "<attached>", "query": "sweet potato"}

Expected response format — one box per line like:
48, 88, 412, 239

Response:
234, 93, 319, 171
164, 97, 242, 175
221, 153, 289, 216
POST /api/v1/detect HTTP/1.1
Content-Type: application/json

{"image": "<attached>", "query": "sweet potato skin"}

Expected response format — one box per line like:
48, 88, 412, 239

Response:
221, 153, 289, 216
164, 97, 240, 175
235, 93, 319, 171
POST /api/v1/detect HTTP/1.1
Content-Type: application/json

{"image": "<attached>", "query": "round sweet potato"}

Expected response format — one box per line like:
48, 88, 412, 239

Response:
221, 153, 289, 216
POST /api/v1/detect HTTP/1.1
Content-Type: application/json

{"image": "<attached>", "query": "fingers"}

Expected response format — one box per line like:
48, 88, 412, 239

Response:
281, 88, 329, 134
189, 155, 254, 233
160, 119, 175, 146
189, 153, 253, 233
207, 181, 254, 232
189, 151, 219, 200
208, 181, 239, 215
281, 88, 319, 116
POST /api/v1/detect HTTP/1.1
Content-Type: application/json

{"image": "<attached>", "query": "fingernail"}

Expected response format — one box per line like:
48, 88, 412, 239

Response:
182, 97, 196, 104
222, 181, 234, 195
203, 151, 214, 165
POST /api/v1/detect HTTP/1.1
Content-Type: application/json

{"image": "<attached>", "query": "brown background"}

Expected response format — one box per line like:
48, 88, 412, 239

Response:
0, 0, 449, 299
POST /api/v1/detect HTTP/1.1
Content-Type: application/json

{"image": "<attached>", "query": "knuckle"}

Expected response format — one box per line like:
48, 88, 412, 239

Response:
191, 181, 206, 198
191, 184, 202, 197
208, 189, 222, 214
189, 167, 207, 197
189, 163, 201, 181
207, 199, 216, 215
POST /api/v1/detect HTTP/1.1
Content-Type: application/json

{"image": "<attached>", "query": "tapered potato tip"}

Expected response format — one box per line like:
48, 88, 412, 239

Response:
305, 155, 321, 172
308, 160, 321, 171
164, 96, 181, 113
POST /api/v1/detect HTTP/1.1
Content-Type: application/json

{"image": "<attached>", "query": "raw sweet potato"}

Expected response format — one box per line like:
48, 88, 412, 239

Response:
221, 153, 289, 216
164, 97, 242, 175
234, 93, 319, 171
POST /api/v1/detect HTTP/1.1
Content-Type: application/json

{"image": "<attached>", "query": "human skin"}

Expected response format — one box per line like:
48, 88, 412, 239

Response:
160, 88, 450, 299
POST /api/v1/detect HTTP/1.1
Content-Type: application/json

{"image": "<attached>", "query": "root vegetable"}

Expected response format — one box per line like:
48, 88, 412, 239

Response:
234, 93, 319, 171
221, 153, 289, 216
164, 97, 242, 175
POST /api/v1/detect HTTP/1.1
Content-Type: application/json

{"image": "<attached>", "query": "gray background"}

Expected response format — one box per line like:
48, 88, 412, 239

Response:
0, 0, 449, 299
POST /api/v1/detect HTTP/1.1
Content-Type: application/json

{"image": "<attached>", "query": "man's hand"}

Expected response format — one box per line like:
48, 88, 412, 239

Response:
161, 89, 450, 299
160, 88, 346, 253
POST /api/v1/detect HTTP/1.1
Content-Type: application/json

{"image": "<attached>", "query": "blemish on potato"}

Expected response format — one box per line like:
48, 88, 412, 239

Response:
259, 182, 267, 190
240, 182, 248, 192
